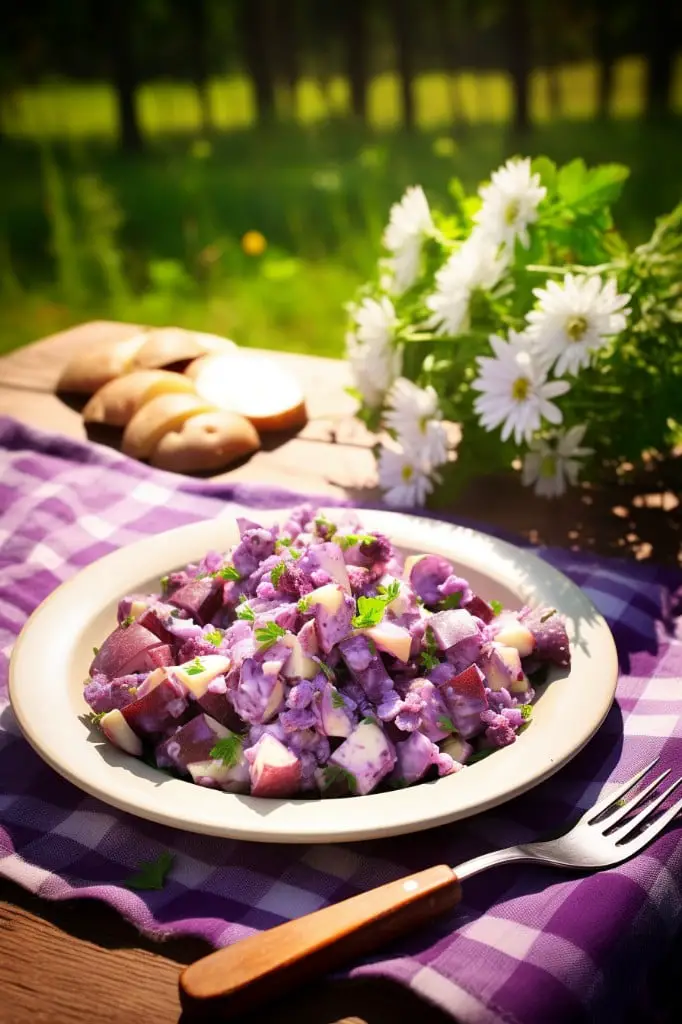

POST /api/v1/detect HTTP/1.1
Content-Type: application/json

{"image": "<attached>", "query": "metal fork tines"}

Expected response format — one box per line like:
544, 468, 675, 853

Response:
456, 758, 682, 881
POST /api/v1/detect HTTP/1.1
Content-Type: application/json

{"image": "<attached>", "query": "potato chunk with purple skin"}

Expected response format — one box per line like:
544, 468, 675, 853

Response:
155, 713, 229, 772
248, 733, 302, 797
329, 721, 396, 796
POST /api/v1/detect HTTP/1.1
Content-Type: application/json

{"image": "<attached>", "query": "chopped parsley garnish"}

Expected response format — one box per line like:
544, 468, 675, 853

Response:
540, 608, 556, 623
316, 660, 335, 682
276, 538, 301, 559
321, 764, 357, 794
337, 532, 375, 551
210, 733, 243, 768
185, 658, 204, 676
270, 562, 287, 587
297, 596, 311, 614
377, 579, 401, 603
330, 687, 345, 707
419, 626, 440, 671
160, 575, 170, 594
87, 710, 106, 725
255, 621, 287, 651
438, 592, 461, 610
490, 599, 503, 617
120, 614, 135, 628
289, 547, 302, 560
313, 514, 337, 540
92, 646, 99, 656
351, 594, 392, 630
204, 629, 223, 647
438, 715, 456, 733
360, 716, 377, 726
125, 851, 174, 892
366, 637, 377, 656
214, 564, 241, 582
467, 748, 496, 765
170, 609, 181, 618
236, 602, 255, 621
520, 704, 533, 720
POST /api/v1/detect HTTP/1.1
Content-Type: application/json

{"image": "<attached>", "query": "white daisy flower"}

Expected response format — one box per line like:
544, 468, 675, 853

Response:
474, 157, 546, 250
472, 330, 570, 444
525, 273, 631, 377
377, 444, 438, 508
383, 185, 434, 293
346, 296, 401, 408
522, 425, 594, 498
426, 231, 508, 336
383, 378, 449, 465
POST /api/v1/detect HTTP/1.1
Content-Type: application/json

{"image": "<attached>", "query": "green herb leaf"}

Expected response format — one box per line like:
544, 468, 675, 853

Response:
330, 687, 345, 708
438, 715, 456, 733
419, 626, 440, 671
185, 658, 204, 676
289, 547, 302, 560
92, 646, 99, 656
490, 599, 503, 617
321, 764, 357, 794
271, 562, 287, 587
337, 532, 375, 551
209, 733, 243, 768
351, 595, 387, 630
377, 579, 401, 603
360, 716, 377, 726
297, 596, 311, 614
540, 608, 556, 623
215, 564, 241, 582
120, 614, 135, 628
255, 621, 287, 651
277, 536, 293, 548
170, 609, 181, 618
160, 575, 170, 594
204, 629, 223, 647
520, 704, 533, 720
438, 592, 462, 610
313, 514, 337, 540
316, 660, 335, 682
467, 748, 496, 765
237, 602, 255, 621
124, 851, 174, 892
87, 710, 105, 725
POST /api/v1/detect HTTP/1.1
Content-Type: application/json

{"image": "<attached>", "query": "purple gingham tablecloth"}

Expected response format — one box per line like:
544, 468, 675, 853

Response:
1, 415, 681, 1024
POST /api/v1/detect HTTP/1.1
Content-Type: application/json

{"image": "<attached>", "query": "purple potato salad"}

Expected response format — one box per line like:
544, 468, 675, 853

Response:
84, 506, 570, 798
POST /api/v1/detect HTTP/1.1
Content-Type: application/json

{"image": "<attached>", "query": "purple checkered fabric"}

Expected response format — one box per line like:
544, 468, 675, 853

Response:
1, 416, 681, 1024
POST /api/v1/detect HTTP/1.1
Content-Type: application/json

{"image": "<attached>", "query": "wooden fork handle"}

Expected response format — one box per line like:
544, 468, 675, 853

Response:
179, 864, 461, 1018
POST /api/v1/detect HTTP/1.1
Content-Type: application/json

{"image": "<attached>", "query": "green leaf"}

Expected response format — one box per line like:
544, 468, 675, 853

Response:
321, 764, 357, 794
520, 704, 533, 720
87, 710, 106, 725
490, 599, 503, 617
215, 564, 241, 582
317, 660, 335, 682
438, 592, 461, 610
330, 688, 345, 708
160, 575, 170, 594
467, 748, 496, 765
360, 716, 377, 727
377, 579, 401, 603
558, 159, 629, 212
237, 602, 255, 621
255, 621, 287, 651
351, 595, 387, 629
540, 608, 556, 623
271, 562, 287, 587
557, 158, 587, 204
337, 533, 375, 551
438, 715, 456, 733
297, 596, 311, 614
531, 156, 557, 194
125, 851, 174, 892
313, 514, 337, 540
92, 646, 100, 656
120, 615, 135, 628
185, 658, 204, 676
204, 629, 223, 647
344, 386, 364, 404
209, 733, 243, 768
419, 626, 440, 671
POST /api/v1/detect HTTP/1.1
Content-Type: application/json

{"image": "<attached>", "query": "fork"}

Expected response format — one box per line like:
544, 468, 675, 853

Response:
180, 758, 682, 1019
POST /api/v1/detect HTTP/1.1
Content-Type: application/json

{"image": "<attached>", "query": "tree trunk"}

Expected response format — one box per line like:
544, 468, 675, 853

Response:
643, 0, 676, 118
391, 0, 415, 129
273, 0, 299, 119
343, 1, 368, 122
187, 0, 212, 135
242, 0, 276, 124
504, 0, 530, 136
106, 0, 142, 152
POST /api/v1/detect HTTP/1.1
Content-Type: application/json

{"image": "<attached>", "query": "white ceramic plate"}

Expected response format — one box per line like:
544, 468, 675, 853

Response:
9, 509, 618, 844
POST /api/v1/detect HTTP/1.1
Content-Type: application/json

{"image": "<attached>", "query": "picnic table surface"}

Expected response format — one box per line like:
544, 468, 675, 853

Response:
0, 320, 679, 1024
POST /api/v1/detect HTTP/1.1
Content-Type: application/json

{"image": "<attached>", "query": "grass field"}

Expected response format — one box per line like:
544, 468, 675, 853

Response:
1, 61, 681, 358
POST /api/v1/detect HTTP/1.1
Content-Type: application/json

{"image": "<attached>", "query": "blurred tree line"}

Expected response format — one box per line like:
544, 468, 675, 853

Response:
1, 0, 680, 150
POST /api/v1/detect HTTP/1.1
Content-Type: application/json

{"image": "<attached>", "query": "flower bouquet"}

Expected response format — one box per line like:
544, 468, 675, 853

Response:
345, 157, 682, 506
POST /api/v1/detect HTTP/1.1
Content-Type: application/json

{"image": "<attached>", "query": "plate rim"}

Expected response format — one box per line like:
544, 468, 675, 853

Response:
9, 509, 618, 843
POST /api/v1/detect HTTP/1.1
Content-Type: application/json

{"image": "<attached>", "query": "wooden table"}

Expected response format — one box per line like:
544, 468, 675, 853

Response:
1, 322, 680, 1024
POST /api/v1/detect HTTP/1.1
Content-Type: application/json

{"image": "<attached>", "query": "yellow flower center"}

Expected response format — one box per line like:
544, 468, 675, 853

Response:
505, 199, 520, 225
566, 315, 588, 341
511, 376, 530, 402
401, 464, 414, 482
540, 454, 557, 479
241, 230, 267, 256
